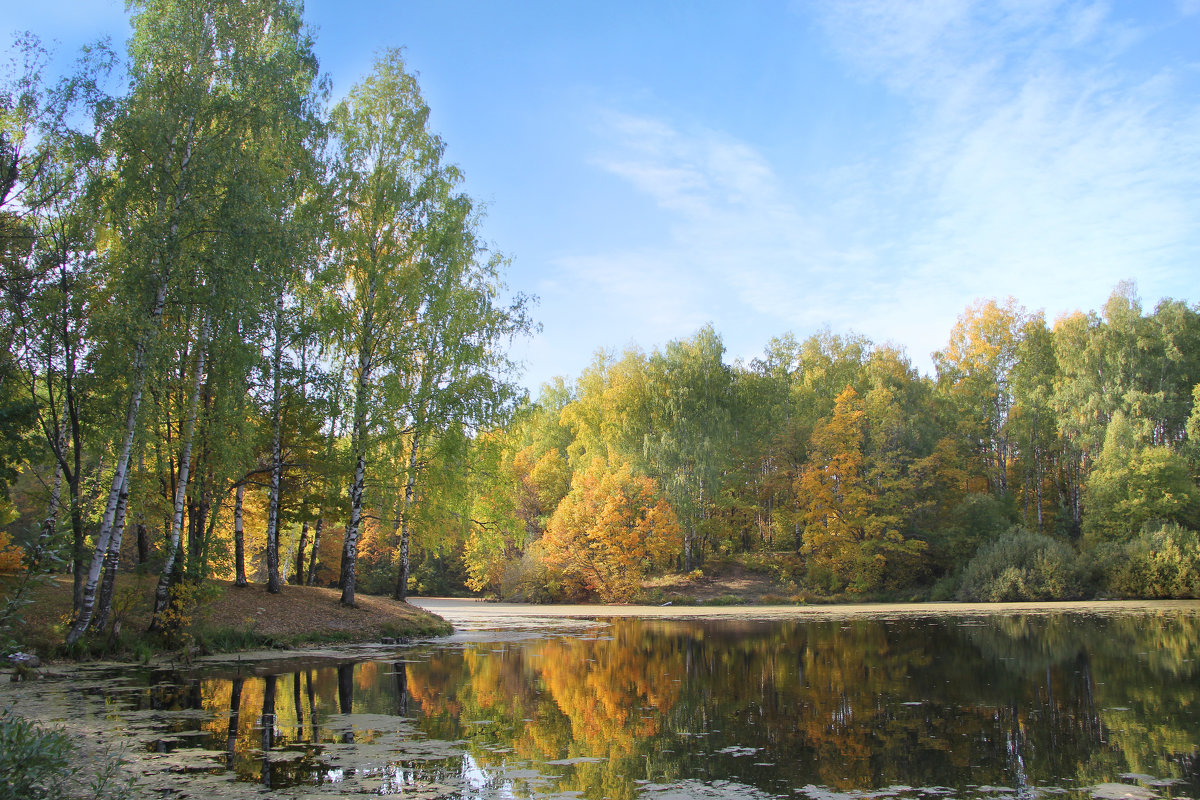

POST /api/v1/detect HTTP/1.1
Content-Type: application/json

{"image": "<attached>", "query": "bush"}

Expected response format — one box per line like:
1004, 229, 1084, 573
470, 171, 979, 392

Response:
500, 544, 565, 603
1097, 522, 1200, 599
0, 707, 73, 800
957, 528, 1087, 602
0, 707, 127, 800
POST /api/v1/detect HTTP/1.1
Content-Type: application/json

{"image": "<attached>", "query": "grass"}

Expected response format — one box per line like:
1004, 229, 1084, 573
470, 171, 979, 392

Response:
1, 572, 452, 662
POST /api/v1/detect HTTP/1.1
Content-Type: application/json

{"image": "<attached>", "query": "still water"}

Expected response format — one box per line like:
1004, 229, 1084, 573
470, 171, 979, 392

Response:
26, 609, 1200, 799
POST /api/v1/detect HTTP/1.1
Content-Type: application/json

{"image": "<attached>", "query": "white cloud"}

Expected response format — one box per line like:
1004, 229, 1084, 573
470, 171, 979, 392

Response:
815, 0, 1200, 342
541, 1, 1200, 383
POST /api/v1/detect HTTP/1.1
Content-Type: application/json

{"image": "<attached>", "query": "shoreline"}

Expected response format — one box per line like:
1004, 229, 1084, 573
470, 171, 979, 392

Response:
411, 596, 1200, 624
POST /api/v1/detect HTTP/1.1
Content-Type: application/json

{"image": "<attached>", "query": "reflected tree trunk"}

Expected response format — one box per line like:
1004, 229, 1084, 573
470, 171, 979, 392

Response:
394, 661, 409, 716
261, 674, 277, 787
226, 676, 243, 770
338, 663, 355, 743
306, 670, 318, 742
293, 671, 304, 732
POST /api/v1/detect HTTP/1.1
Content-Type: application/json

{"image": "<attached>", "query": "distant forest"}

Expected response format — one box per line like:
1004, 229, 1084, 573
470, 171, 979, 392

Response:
468, 286, 1200, 604
3, 3, 1198, 649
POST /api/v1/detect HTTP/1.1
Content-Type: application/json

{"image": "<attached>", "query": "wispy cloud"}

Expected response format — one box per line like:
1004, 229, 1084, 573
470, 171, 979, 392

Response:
816, 0, 1200, 314
560, 2, 1200, 375
563, 110, 874, 359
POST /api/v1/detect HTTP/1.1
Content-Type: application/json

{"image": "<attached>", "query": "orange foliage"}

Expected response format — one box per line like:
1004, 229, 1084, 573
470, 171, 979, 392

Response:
0, 530, 23, 572
541, 458, 680, 603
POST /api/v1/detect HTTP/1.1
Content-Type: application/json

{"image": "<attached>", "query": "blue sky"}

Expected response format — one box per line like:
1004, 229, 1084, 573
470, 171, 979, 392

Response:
10, 1, 1200, 392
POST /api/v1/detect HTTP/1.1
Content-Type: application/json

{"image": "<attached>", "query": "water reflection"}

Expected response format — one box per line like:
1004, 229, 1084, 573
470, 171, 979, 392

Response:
85, 612, 1200, 799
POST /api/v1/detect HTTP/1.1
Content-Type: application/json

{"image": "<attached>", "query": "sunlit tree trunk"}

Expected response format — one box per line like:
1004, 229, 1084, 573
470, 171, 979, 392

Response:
293, 521, 308, 585
306, 518, 322, 586
394, 427, 420, 602
92, 470, 130, 633
339, 283, 375, 607
233, 483, 248, 587
150, 312, 211, 630
66, 279, 167, 645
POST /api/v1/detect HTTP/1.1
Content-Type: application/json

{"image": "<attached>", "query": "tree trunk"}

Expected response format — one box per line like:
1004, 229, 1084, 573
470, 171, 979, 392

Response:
393, 428, 420, 602
198, 486, 223, 579
1035, 448, 1045, 531
40, 455, 63, 559
136, 521, 148, 564
340, 288, 374, 607
149, 313, 211, 630
306, 517, 322, 586
234, 483, 247, 587
340, 450, 366, 607
92, 471, 131, 633
266, 291, 285, 594
293, 521, 308, 585
65, 279, 168, 645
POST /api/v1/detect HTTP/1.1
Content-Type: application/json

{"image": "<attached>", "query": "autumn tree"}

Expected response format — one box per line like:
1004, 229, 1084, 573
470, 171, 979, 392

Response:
66, 0, 322, 641
325, 49, 492, 606
798, 386, 926, 593
934, 298, 1027, 497
643, 326, 733, 570
541, 457, 680, 602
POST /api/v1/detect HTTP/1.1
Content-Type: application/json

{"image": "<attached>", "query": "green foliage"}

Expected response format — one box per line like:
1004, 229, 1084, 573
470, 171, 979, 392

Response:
500, 543, 561, 603
1096, 522, 1200, 599
5, 0, 1200, 617
155, 580, 220, 650
0, 707, 128, 800
957, 528, 1088, 602
0, 707, 74, 800
926, 492, 1012, 572
1084, 433, 1200, 544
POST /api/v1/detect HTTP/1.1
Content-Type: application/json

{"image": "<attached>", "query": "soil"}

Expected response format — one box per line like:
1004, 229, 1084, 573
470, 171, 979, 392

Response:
642, 562, 787, 602
4, 574, 450, 658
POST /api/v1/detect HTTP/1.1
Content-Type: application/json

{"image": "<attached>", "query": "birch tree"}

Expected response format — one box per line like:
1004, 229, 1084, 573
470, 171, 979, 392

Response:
325, 50, 460, 607
67, 0, 320, 643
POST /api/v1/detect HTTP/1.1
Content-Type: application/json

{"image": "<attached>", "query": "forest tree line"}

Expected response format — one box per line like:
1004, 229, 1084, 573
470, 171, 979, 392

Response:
464, 288, 1200, 603
3, 3, 1200, 644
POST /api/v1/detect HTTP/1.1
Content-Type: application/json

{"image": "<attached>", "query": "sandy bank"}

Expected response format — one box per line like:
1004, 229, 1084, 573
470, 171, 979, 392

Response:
410, 597, 1200, 627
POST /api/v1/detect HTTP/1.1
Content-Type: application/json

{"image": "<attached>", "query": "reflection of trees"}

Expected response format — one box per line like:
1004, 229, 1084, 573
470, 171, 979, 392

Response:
260, 674, 276, 787
397, 615, 1200, 799
92, 612, 1200, 799
225, 676, 242, 769
960, 612, 1200, 788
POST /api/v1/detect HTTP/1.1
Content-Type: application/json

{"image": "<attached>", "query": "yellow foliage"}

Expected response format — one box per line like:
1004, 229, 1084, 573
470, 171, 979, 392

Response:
0, 530, 23, 572
541, 458, 680, 603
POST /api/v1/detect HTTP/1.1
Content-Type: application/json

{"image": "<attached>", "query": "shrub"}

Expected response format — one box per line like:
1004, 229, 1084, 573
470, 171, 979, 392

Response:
0, 707, 127, 800
957, 528, 1087, 602
1098, 523, 1200, 599
500, 544, 562, 603
0, 707, 72, 800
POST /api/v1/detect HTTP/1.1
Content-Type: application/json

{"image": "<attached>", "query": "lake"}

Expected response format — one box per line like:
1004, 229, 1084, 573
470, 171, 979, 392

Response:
5, 602, 1200, 800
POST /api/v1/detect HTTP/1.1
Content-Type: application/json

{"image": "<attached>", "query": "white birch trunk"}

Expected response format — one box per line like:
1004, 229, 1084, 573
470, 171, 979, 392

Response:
234, 483, 247, 587
266, 291, 285, 594
65, 280, 167, 645
149, 312, 211, 628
